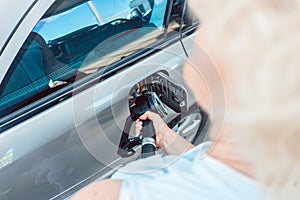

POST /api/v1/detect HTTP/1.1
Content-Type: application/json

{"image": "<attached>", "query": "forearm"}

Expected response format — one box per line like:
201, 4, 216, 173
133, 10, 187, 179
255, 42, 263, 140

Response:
72, 179, 122, 200
158, 125, 195, 155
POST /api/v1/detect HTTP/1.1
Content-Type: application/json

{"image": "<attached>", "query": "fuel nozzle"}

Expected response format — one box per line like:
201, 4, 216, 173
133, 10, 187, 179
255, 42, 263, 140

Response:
118, 91, 167, 158
140, 119, 156, 158
132, 91, 168, 157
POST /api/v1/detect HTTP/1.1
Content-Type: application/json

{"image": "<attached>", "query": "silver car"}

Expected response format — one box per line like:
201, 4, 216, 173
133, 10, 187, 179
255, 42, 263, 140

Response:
0, 0, 208, 199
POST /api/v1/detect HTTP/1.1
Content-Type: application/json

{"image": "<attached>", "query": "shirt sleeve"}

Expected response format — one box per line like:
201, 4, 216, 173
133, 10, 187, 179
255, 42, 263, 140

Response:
119, 180, 133, 200
118, 166, 204, 200
116, 142, 261, 200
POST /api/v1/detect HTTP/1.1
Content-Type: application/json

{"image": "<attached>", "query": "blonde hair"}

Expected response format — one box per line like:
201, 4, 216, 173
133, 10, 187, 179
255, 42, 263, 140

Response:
192, 0, 300, 199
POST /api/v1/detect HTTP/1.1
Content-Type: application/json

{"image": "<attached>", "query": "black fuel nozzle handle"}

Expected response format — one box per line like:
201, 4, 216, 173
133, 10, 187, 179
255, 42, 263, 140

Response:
117, 116, 140, 157
141, 119, 156, 158
118, 91, 162, 158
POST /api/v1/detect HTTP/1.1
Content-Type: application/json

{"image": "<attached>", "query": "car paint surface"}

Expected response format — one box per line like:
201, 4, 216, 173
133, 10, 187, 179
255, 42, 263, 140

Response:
0, 1, 208, 199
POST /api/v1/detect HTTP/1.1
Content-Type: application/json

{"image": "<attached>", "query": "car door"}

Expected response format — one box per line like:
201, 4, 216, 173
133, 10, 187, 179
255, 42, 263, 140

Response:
0, 0, 208, 199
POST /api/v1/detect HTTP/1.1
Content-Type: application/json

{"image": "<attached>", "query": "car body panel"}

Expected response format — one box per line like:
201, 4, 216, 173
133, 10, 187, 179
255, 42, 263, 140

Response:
0, 0, 206, 199
0, 35, 198, 199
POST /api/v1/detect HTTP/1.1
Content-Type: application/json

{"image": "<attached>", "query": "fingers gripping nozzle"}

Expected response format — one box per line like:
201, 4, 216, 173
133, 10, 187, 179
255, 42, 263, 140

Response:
118, 91, 165, 158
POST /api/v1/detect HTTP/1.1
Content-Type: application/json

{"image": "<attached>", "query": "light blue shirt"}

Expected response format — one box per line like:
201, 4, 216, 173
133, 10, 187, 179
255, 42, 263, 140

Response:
112, 142, 262, 200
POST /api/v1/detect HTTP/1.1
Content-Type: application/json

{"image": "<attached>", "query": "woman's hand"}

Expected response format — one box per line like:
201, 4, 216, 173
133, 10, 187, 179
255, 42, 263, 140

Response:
135, 111, 169, 148
136, 111, 195, 155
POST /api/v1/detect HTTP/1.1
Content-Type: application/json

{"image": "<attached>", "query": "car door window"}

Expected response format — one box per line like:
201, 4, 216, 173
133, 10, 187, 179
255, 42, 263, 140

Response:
0, 0, 170, 118
167, 0, 198, 35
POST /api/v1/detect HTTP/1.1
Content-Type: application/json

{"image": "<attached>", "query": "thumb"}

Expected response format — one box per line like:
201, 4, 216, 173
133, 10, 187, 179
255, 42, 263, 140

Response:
139, 111, 152, 121
139, 111, 167, 134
